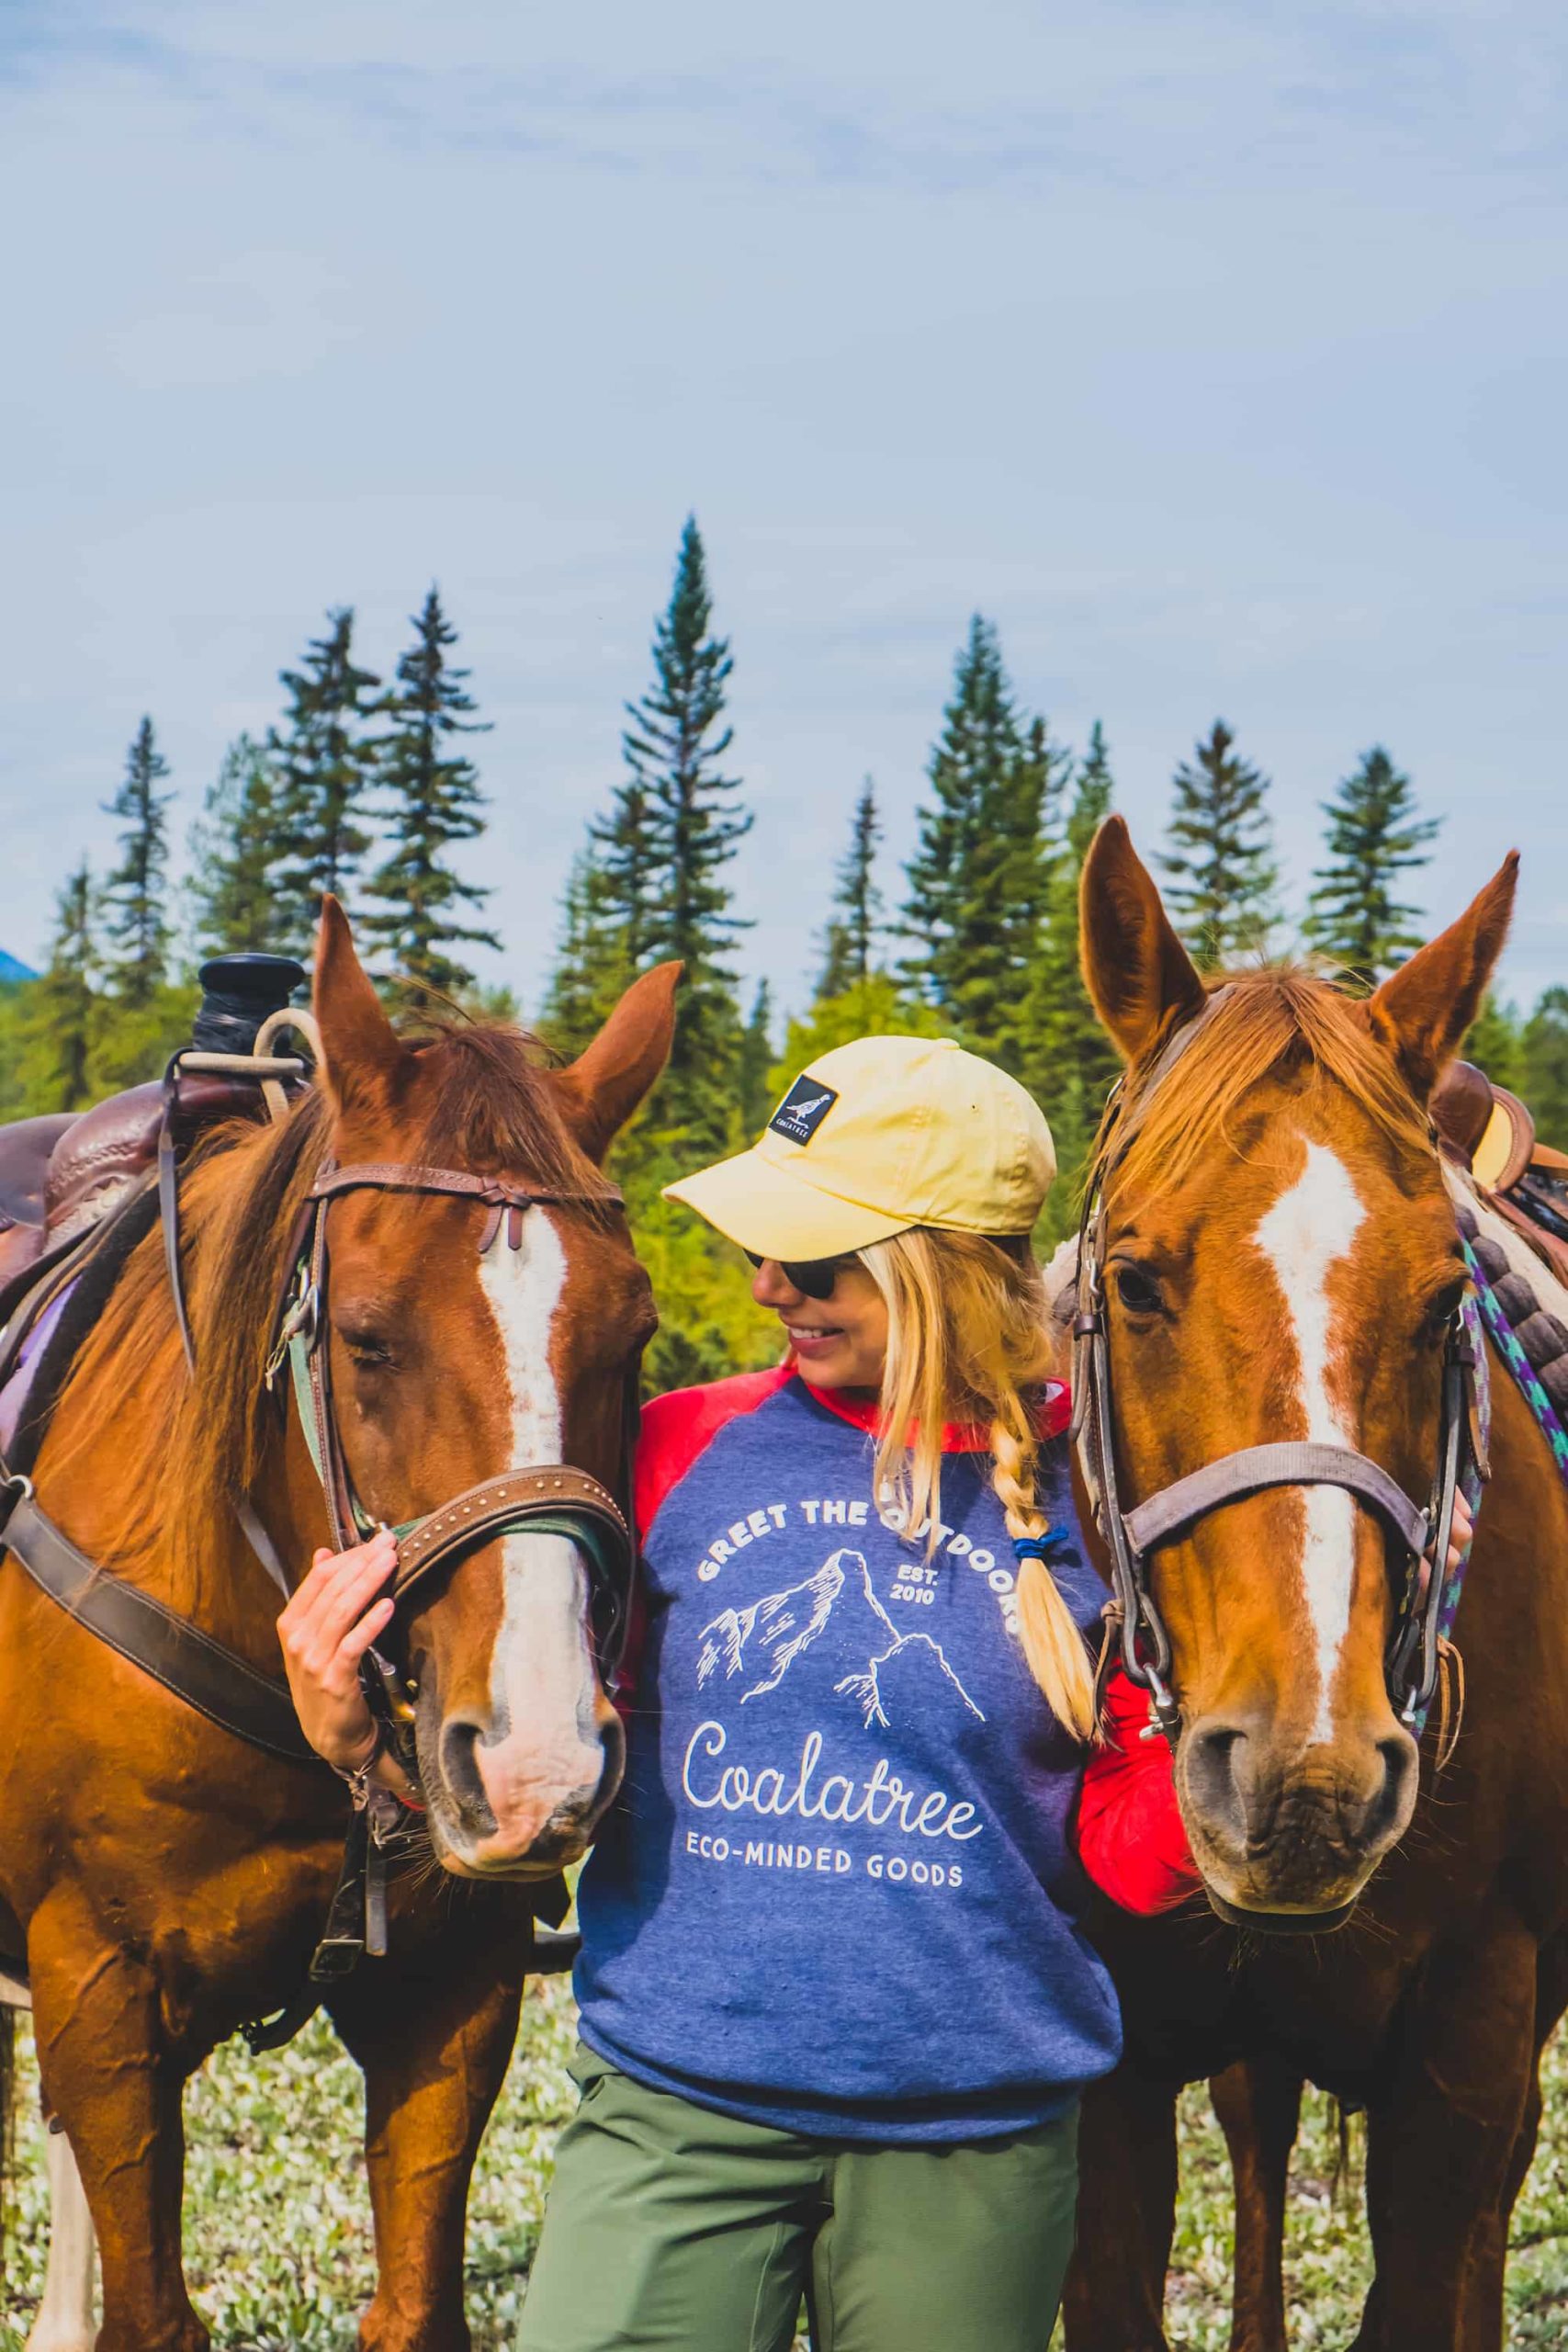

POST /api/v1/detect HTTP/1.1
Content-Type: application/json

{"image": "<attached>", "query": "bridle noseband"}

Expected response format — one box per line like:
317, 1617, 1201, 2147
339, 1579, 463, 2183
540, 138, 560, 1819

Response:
255, 1159, 640, 1755
1073, 1001, 1481, 1747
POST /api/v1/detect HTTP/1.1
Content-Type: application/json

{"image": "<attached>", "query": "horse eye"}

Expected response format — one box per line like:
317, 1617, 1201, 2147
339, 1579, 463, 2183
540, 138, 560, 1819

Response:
1113, 1265, 1163, 1317
342, 1329, 396, 1369
1424, 1279, 1467, 1334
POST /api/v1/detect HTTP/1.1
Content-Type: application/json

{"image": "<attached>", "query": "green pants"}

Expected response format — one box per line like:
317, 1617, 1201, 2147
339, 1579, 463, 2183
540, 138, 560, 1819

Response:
518, 2046, 1079, 2352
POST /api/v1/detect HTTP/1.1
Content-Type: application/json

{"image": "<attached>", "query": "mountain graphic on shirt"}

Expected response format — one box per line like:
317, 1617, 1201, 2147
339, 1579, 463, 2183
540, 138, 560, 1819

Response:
835, 1631, 986, 1732
696, 1546, 984, 1723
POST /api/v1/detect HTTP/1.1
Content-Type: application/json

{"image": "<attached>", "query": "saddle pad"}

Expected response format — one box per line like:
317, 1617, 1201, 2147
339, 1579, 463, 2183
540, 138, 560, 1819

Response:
1448, 1169, 1568, 1419
0, 1276, 78, 1455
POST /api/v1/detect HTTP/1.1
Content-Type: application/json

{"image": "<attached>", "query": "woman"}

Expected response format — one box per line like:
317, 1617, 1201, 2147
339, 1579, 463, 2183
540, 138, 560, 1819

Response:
279, 1034, 1462, 2352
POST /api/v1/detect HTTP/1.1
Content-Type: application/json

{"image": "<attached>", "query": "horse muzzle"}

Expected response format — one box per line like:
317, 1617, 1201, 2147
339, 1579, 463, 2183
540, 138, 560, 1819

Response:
421, 1696, 625, 1879
1177, 1709, 1419, 1925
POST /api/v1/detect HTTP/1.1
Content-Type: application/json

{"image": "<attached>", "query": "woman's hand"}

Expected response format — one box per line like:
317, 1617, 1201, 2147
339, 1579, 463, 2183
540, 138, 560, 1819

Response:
1446, 1489, 1474, 1576
277, 1527, 399, 1775
1414, 1489, 1475, 1611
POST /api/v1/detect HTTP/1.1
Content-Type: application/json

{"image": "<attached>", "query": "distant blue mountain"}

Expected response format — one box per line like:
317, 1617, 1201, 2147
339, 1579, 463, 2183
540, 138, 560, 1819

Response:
0, 949, 36, 984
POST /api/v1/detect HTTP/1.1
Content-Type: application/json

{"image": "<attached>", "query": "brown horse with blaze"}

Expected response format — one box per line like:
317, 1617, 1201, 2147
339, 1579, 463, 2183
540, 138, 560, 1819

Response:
1063, 821, 1568, 2350
0, 904, 674, 2352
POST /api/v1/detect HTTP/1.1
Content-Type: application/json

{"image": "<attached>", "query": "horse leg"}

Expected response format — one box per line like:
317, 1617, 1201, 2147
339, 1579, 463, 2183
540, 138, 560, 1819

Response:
1061, 2061, 1180, 2352
27, 1896, 205, 2352
328, 1930, 526, 2352
25, 2125, 100, 2352
1210, 2057, 1302, 2352
1354, 1917, 1537, 2352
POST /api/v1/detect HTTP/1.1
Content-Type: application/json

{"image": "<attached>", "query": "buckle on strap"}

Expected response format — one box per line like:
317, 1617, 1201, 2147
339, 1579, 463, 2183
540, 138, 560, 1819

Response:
265, 1272, 318, 1388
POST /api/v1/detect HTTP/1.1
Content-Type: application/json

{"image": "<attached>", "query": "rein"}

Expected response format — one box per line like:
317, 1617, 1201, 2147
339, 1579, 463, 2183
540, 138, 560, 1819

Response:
1073, 1000, 1483, 1750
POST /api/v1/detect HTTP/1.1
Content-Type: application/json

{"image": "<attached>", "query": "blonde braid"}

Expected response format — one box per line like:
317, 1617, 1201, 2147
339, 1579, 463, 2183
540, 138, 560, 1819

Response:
860, 1227, 1100, 1744
989, 1411, 1099, 1743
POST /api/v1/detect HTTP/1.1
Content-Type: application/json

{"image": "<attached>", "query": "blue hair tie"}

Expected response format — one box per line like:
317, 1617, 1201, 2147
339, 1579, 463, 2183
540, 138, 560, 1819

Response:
1012, 1526, 1066, 1565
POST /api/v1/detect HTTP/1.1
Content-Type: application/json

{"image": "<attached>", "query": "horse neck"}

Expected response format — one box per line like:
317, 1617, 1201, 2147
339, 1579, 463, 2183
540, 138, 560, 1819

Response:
28, 1216, 315, 1671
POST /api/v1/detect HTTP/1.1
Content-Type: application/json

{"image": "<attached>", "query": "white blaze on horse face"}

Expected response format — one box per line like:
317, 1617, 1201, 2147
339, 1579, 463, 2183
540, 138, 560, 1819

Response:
473, 1213, 604, 1844
1253, 1140, 1368, 1746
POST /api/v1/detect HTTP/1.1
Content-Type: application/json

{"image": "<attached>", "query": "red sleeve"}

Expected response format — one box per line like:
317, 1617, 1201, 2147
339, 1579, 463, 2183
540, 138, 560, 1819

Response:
1074, 1668, 1202, 1916
615, 1365, 793, 1718
633, 1364, 793, 1535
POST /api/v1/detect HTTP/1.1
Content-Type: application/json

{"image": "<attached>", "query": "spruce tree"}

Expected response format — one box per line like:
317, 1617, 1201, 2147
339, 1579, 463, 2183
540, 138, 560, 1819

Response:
539, 849, 634, 1055
1304, 746, 1439, 988
186, 734, 282, 956
14, 863, 98, 1112
270, 609, 380, 951
739, 980, 775, 1134
363, 587, 499, 996
1463, 997, 1523, 1091
626, 516, 751, 1152
1161, 719, 1279, 968
590, 778, 660, 972
100, 717, 174, 1007
818, 779, 884, 1000
1521, 988, 1568, 1144
901, 617, 1054, 1067
1021, 721, 1122, 1239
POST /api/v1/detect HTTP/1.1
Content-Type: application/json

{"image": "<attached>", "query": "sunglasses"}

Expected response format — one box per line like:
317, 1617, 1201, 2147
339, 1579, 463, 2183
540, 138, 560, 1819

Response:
743, 1250, 854, 1302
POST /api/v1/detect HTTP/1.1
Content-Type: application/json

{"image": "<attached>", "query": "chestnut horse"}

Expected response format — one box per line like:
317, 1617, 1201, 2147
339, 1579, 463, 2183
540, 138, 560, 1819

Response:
0, 903, 674, 2352
1062, 821, 1568, 2351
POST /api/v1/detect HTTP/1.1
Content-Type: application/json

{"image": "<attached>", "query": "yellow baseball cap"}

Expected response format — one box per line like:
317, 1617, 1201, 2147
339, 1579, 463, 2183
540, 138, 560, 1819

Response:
663, 1035, 1056, 1259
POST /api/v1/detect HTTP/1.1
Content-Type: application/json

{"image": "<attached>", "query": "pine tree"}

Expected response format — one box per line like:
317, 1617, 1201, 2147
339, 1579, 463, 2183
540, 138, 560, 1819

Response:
100, 717, 174, 1006
901, 617, 1055, 1066
1161, 720, 1279, 968
362, 588, 499, 996
589, 778, 660, 973
539, 848, 635, 1056
1304, 746, 1439, 988
13, 863, 98, 1112
818, 779, 884, 999
270, 610, 381, 951
186, 734, 282, 956
739, 980, 775, 1134
1521, 987, 1568, 1145
1022, 721, 1123, 1240
1463, 997, 1523, 1091
625, 516, 751, 1152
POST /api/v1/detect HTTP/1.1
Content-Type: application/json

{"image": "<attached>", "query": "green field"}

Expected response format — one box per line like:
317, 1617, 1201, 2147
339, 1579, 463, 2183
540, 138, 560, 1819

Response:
6, 1986, 1568, 2348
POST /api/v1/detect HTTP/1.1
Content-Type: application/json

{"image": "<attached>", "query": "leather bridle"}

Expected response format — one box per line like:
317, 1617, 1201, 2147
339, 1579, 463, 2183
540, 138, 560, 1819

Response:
253, 1159, 640, 1747
1071, 997, 1482, 1747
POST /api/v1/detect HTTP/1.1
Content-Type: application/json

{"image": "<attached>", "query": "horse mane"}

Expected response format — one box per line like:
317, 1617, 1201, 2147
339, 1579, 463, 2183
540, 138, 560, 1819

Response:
41, 1020, 612, 1614
1098, 966, 1433, 1200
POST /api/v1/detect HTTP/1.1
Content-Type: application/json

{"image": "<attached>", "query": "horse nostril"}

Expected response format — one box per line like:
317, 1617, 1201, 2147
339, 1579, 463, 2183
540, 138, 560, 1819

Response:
1365, 1733, 1417, 1845
1182, 1721, 1251, 1847
438, 1717, 497, 1832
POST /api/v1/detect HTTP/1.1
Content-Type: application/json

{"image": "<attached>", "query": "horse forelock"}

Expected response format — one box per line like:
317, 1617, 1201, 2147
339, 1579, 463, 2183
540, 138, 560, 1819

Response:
1097, 967, 1433, 1204
42, 1016, 609, 1611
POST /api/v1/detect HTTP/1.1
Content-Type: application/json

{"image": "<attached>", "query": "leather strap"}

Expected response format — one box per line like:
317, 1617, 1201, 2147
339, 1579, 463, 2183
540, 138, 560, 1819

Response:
391, 1467, 630, 1604
2, 1489, 328, 1770
1122, 1442, 1431, 1559
310, 1164, 622, 1212
158, 1105, 197, 1375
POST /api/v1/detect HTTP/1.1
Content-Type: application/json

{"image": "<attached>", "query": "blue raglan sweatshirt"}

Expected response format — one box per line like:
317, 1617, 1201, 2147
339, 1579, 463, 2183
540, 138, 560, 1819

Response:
572, 1364, 1126, 2144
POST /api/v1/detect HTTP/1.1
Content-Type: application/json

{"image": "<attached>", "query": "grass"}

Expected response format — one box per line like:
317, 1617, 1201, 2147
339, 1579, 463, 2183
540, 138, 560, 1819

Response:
6, 1993, 1568, 2347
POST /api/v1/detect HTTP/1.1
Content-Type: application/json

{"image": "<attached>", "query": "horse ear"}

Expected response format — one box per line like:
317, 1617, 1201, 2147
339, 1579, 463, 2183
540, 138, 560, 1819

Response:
1362, 854, 1518, 1102
1078, 814, 1207, 1063
556, 961, 682, 1162
312, 897, 410, 1113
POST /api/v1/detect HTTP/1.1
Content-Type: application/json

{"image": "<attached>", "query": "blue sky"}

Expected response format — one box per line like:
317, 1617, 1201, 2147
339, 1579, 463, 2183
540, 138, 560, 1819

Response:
1, 0, 1563, 1015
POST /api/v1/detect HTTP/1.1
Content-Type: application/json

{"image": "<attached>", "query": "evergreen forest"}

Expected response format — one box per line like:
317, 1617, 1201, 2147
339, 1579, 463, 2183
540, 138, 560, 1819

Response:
3, 529, 1563, 1394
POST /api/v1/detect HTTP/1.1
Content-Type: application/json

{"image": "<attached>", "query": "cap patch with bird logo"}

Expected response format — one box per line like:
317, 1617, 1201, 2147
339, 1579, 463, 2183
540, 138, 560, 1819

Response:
769, 1075, 840, 1147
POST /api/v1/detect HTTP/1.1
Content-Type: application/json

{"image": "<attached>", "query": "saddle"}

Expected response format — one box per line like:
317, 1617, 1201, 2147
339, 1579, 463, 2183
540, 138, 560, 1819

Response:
0, 955, 313, 1324
1432, 1060, 1568, 1287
